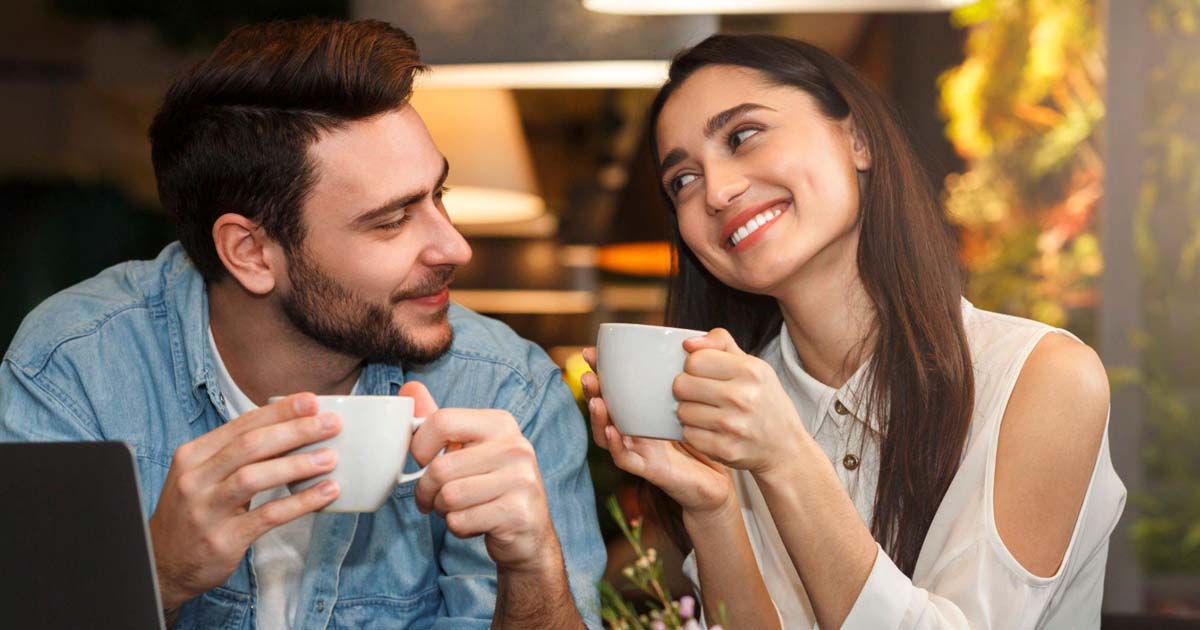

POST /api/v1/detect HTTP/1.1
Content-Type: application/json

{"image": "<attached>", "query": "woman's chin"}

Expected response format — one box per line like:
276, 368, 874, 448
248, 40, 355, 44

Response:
725, 275, 788, 298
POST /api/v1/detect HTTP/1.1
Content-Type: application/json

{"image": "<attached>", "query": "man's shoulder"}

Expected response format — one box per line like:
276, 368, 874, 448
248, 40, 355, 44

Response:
441, 303, 559, 387
5, 243, 191, 375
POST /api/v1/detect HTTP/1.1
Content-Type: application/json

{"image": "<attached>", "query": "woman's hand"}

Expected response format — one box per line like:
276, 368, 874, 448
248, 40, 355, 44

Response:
581, 347, 733, 516
673, 328, 807, 477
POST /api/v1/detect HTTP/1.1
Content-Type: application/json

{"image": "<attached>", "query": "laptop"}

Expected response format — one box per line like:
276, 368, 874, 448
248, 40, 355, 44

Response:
0, 441, 166, 630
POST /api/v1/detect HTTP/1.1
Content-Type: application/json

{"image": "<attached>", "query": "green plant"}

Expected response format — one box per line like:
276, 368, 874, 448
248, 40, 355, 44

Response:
939, 0, 1104, 339
1125, 0, 1200, 575
600, 497, 727, 630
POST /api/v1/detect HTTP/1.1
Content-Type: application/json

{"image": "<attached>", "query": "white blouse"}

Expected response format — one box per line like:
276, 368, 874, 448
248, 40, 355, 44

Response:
682, 300, 1126, 629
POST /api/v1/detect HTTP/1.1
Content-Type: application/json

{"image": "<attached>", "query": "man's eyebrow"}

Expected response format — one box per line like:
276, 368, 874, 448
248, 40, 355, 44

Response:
658, 103, 776, 175
349, 158, 450, 229
704, 102, 774, 139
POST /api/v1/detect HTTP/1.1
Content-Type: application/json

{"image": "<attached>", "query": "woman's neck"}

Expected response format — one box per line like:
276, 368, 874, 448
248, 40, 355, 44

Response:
774, 246, 875, 390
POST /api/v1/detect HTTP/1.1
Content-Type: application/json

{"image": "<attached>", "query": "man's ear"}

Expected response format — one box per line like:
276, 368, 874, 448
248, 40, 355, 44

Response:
211, 213, 281, 295
844, 116, 872, 172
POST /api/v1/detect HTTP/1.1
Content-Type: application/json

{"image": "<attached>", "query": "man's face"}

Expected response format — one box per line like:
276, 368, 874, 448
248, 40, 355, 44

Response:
278, 105, 472, 364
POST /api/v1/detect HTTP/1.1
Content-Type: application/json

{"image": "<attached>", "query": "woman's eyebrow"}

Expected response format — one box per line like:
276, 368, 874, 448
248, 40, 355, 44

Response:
661, 148, 689, 173
659, 103, 776, 173
704, 102, 775, 138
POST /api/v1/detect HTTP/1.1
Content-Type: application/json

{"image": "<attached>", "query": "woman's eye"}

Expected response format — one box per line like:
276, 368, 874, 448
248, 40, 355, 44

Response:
672, 173, 698, 193
730, 127, 760, 149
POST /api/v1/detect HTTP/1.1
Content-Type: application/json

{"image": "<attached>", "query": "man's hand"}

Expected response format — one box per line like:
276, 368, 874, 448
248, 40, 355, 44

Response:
149, 393, 342, 610
400, 382, 561, 575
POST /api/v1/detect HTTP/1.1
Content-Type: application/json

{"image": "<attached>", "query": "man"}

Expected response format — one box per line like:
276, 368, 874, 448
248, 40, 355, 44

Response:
0, 19, 605, 629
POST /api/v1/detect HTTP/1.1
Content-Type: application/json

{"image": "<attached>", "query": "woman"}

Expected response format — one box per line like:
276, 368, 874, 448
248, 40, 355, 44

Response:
581, 35, 1124, 629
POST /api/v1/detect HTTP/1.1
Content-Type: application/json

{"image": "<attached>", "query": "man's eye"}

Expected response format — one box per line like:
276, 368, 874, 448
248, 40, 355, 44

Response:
729, 127, 760, 149
671, 173, 698, 194
378, 214, 411, 230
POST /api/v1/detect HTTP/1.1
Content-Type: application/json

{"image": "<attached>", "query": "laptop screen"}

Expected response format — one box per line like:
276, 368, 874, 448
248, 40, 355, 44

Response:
0, 441, 165, 630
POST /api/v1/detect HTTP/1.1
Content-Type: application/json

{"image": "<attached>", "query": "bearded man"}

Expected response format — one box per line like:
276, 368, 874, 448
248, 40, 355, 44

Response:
0, 19, 604, 630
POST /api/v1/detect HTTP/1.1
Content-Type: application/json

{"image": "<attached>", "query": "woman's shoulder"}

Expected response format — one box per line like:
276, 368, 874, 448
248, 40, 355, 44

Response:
1014, 333, 1108, 407
963, 300, 1105, 394
998, 332, 1109, 470
962, 300, 1109, 462
961, 301, 1069, 357
959, 302, 1082, 412
990, 324, 1112, 578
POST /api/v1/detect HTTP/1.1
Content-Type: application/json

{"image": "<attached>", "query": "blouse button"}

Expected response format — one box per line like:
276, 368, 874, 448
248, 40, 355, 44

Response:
834, 400, 850, 415
843, 453, 860, 470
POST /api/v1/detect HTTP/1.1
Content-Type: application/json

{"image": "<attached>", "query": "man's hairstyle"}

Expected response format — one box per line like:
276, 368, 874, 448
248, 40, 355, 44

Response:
149, 19, 426, 281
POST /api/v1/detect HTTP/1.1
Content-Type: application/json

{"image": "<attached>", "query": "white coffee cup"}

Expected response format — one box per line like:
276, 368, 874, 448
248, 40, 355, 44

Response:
279, 395, 427, 513
596, 323, 706, 441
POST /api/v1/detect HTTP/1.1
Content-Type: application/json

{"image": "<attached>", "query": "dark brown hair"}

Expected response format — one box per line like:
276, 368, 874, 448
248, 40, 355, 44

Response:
149, 18, 426, 281
648, 34, 974, 577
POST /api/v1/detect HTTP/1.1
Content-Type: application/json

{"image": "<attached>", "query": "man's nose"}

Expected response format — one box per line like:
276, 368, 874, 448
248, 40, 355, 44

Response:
422, 209, 473, 268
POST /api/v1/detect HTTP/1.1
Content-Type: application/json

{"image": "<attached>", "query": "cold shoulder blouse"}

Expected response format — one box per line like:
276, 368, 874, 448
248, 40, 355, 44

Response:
682, 300, 1126, 629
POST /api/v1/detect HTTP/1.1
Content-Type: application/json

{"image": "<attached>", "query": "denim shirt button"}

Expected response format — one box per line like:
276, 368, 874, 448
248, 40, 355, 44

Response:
316, 599, 326, 612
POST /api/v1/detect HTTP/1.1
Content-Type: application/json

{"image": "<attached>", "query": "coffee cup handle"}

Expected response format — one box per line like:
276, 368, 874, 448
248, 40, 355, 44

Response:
398, 416, 433, 485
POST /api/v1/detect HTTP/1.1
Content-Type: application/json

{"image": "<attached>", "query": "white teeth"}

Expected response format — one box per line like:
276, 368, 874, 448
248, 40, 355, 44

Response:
728, 207, 784, 247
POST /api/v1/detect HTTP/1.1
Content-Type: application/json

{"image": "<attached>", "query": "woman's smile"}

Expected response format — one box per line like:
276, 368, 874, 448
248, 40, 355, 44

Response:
721, 198, 791, 251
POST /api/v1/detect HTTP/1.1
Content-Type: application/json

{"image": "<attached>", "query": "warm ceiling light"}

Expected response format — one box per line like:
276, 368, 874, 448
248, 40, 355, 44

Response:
409, 89, 544, 226
353, 0, 715, 88
434, 187, 544, 225
418, 61, 671, 89
583, 0, 974, 14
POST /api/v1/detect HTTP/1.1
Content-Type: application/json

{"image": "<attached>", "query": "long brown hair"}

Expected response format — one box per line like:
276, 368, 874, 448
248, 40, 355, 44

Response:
647, 34, 974, 577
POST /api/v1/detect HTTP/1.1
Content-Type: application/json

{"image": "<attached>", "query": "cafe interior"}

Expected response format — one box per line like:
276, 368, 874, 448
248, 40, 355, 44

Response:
2, 0, 1198, 627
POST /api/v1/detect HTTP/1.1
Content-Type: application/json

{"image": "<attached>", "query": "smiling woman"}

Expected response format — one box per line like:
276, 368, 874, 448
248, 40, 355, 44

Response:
582, 34, 1124, 630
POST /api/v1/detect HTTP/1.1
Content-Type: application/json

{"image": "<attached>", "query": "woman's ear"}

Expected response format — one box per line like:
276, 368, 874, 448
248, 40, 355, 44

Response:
844, 116, 872, 172
211, 213, 280, 295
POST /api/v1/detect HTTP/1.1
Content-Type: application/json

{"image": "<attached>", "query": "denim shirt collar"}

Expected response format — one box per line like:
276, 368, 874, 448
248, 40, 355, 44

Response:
163, 245, 407, 424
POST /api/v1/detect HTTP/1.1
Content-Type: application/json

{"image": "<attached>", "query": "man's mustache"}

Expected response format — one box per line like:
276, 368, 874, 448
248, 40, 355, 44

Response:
390, 266, 456, 303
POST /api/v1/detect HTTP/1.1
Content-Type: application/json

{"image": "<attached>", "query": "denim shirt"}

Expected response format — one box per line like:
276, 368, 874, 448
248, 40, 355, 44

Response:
0, 242, 606, 629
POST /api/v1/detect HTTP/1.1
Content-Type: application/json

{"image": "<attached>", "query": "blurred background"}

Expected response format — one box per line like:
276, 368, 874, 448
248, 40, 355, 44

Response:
2, 0, 1198, 625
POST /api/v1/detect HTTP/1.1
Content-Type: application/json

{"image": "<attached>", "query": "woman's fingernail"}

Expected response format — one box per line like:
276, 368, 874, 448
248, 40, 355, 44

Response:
319, 480, 338, 496
310, 449, 334, 466
319, 412, 339, 431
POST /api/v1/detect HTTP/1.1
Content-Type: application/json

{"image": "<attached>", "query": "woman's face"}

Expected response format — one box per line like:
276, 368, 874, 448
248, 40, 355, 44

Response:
656, 65, 871, 297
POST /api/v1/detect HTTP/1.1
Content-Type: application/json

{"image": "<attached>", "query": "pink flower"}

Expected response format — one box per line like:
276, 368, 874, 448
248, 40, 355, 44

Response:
651, 621, 666, 630
679, 595, 696, 619
683, 620, 702, 630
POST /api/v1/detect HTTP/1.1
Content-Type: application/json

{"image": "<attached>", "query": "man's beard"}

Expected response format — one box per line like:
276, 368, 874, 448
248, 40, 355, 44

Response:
280, 249, 455, 365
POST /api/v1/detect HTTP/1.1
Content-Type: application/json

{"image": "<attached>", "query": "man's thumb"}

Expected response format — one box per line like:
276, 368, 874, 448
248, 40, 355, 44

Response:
398, 380, 439, 418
